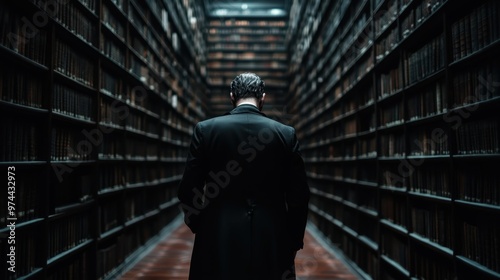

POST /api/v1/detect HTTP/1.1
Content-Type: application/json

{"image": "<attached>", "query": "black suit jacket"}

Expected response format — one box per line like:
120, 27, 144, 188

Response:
178, 104, 310, 280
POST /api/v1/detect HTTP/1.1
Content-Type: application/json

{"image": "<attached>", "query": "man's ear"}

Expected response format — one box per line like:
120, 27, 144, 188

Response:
258, 93, 266, 111
230, 92, 236, 107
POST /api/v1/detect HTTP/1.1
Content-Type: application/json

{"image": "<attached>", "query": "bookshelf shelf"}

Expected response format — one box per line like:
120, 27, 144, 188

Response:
381, 255, 411, 278
409, 233, 453, 256
456, 256, 500, 279
380, 219, 408, 235
0, 45, 49, 71
46, 240, 93, 267
0, 218, 44, 233
98, 225, 124, 241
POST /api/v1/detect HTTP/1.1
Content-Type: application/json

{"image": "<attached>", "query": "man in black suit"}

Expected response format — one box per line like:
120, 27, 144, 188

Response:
178, 72, 310, 280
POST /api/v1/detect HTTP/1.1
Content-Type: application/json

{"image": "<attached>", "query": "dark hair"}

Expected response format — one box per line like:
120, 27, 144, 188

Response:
230, 73, 265, 101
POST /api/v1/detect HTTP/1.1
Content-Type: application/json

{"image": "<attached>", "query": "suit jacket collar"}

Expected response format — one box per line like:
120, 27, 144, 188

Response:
227, 104, 267, 117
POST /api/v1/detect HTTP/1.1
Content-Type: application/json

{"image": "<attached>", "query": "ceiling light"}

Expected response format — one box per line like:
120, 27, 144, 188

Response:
215, 9, 227, 15
241, 4, 248, 9
270, 8, 284, 15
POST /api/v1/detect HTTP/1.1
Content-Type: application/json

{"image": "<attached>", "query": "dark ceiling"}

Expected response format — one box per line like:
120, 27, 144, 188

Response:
204, 0, 290, 17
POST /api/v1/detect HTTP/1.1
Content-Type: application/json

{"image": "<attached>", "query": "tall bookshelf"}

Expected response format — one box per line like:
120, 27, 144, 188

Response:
287, 0, 500, 279
206, 16, 289, 119
0, 0, 208, 279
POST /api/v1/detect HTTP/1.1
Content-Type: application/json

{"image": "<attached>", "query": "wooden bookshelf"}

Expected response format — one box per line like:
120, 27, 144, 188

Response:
0, 0, 207, 279
288, 0, 500, 279
206, 17, 289, 119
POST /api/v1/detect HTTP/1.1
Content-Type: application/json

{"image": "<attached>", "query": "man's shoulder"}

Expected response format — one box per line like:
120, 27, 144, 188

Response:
197, 114, 295, 133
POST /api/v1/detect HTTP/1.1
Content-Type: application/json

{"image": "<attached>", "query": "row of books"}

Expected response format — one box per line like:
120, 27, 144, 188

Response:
407, 81, 446, 120
208, 28, 285, 35
359, 110, 376, 133
0, 68, 43, 108
0, 3, 48, 65
306, 120, 494, 157
401, 0, 446, 38
207, 61, 287, 69
207, 35, 285, 43
411, 206, 451, 248
209, 20, 286, 27
95, 127, 189, 156
342, 54, 374, 92
100, 99, 123, 128
381, 232, 409, 269
451, 63, 500, 108
97, 242, 122, 280
376, 26, 399, 62
54, 40, 95, 87
98, 136, 124, 160
53, 83, 94, 121
374, 0, 398, 36
458, 169, 500, 206
309, 194, 343, 222
77, 0, 97, 13
409, 168, 451, 197
51, 127, 92, 161
51, 171, 92, 211
378, 65, 403, 98
209, 43, 285, 51
48, 212, 90, 259
124, 138, 159, 160
161, 126, 191, 144
451, 1, 500, 61
126, 112, 158, 136
124, 163, 183, 185
381, 195, 407, 227
102, 37, 125, 67
412, 250, 455, 280
359, 137, 377, 158
342, 24, 372, 68
455, 119, 499, 155
380, 101, 404, 127
52, 0, 96, 46
103, 4, 126, 41
380, 133, 405, 157
461, 222, 500, 272
47, 251, 89, 280
100, 201, 119, 233
208, 52, 287, 60
410, 128, 449, 156
101, 70, 125, 98
160, 145, 189, 160
99, 165, 124, 193
403, 33, 445, 85
1, 118, 39, 161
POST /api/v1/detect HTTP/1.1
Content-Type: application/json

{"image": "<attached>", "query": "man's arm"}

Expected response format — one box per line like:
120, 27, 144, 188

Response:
286, 128, 310, 251
178, 123, 207, 233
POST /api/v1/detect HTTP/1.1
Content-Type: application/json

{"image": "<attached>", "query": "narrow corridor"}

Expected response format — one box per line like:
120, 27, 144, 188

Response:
120, 220, 360, 280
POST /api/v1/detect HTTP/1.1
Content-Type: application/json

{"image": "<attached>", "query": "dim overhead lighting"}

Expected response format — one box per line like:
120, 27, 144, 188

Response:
215, 9, 228, 15
270, 8, 284, 15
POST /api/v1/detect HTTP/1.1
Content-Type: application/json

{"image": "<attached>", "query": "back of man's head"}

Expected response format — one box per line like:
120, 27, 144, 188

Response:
230, 73, 265, 102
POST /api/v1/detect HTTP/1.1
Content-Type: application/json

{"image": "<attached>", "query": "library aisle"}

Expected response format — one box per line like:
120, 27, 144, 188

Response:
119, 219, 360, 280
